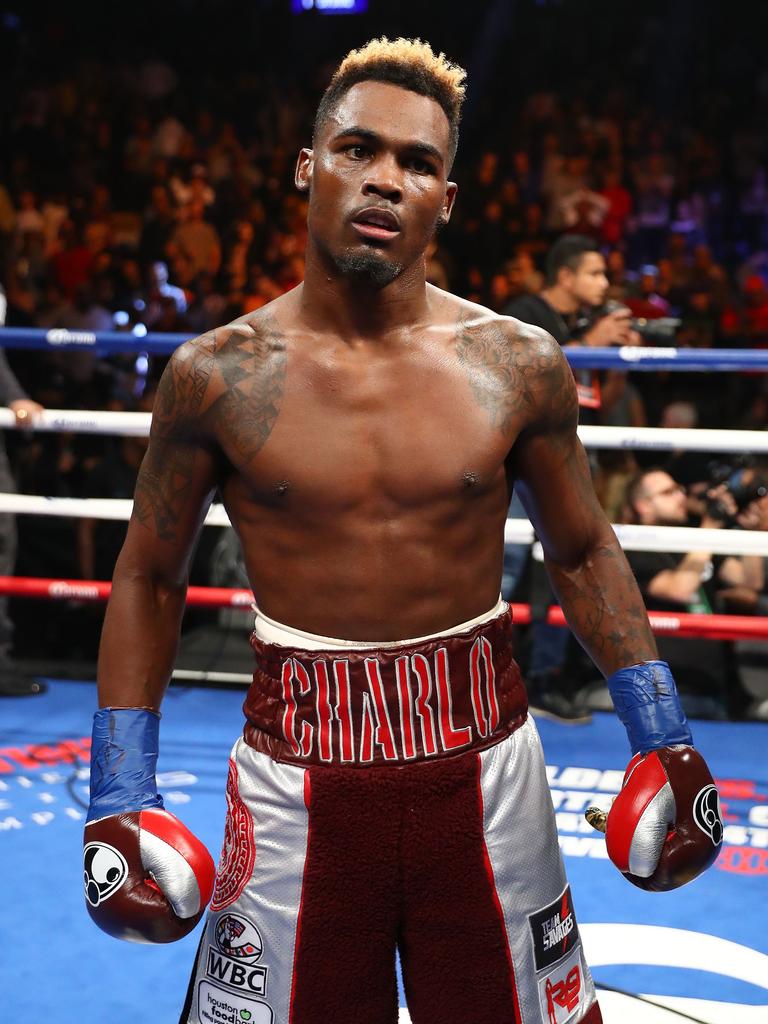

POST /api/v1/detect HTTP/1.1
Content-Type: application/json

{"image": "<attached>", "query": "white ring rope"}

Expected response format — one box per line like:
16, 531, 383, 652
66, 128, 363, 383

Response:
0, 492, 765, 556
577, 425, 768, 454
1, 407, 767, 454
0, 408, 150, 436
0, 493, 231, 528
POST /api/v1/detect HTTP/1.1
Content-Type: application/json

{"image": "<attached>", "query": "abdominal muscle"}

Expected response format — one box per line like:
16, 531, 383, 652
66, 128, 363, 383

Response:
231, 498, 508, 642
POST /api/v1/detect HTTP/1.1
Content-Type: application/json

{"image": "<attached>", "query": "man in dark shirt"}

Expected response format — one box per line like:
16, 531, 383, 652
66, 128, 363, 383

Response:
0, 284, 45, 695
505, 233, 636, 409
625, 467, 747, 717
504, 235, 638, 721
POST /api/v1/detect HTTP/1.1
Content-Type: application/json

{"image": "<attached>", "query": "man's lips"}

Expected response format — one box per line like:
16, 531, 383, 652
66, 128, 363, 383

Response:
351, 206, 401, 241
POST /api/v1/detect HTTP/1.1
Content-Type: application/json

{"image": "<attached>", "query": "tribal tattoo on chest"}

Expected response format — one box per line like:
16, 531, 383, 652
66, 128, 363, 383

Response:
133, 316, 287, 542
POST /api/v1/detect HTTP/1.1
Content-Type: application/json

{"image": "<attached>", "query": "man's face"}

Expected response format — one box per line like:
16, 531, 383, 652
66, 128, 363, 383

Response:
565, 252, 609, 308
638, 471, 688, 526
296, 81, 457, 288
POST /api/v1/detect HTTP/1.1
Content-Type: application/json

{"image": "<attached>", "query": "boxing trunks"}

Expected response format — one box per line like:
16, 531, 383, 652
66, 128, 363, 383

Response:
179, 603, 602, 1024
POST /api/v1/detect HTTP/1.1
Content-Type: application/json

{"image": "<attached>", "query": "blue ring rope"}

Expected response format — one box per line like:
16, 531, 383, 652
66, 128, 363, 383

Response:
1, 326, 767, 371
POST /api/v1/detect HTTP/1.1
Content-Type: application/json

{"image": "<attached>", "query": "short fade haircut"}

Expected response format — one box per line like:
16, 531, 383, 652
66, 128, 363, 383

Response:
313, 37, 467, 169
545, 234, 601, 286
624, 466, 669, 521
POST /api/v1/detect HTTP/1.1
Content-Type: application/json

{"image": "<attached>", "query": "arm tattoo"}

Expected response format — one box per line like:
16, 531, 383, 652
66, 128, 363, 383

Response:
456, 315, 653, 671
133, 316, 287, 541
455, 316, 576, 437
550, 546, 656, 671
208, 316, 287, 463
132, 336, 216, 542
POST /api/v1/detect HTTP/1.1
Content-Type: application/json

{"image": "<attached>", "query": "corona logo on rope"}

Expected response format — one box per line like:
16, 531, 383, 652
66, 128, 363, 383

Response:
49, 581, 101, 600
45, 329, 97, 346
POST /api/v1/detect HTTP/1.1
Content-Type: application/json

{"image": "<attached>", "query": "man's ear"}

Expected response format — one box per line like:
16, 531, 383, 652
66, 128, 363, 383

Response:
439, 181, 459, 226
295, 148, 313, 192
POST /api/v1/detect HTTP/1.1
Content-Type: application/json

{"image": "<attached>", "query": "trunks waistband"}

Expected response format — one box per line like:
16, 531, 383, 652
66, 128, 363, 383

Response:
252, 597, 507, 650
242, 607, 528, 767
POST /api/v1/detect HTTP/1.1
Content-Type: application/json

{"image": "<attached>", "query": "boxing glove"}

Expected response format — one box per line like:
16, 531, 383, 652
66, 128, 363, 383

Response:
585, 661, 723, 892
83, 707, 216, 943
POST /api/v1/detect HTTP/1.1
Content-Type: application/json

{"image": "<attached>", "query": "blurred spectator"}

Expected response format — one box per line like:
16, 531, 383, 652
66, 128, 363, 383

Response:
622, 468, 752, 718
169, 199, 221, 278
0, 285, 45, 696
50, 220, 93, 300
145, 261, 187, 324
505, 234, 638, 415
599, 169, 632, 246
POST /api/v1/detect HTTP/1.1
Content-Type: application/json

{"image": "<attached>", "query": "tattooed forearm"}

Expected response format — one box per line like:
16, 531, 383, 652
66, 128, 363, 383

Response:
547, 543, 657, 676
455, 316, 577, 437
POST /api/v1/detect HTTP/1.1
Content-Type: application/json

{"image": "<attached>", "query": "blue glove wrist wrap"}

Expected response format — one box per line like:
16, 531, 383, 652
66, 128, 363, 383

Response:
607, 660, 693, 755
86, 707, 165, 822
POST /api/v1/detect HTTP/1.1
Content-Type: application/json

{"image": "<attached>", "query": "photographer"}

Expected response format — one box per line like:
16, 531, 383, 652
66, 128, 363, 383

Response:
623, 468, 755, 718
503, 235, 640, 721
720, 476, 768, 721
504, 233, 640, 418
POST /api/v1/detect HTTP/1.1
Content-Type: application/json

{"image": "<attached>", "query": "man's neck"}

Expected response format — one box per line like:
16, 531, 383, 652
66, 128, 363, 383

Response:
299, 244, 431, 342
540, 284, 579, 316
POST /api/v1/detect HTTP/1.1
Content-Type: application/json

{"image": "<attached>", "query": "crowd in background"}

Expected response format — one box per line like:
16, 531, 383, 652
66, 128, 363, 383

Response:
1, 4, 768, 716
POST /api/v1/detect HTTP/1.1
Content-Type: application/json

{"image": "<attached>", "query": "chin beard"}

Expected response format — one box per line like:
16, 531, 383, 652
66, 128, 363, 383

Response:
333, 247, 402, 288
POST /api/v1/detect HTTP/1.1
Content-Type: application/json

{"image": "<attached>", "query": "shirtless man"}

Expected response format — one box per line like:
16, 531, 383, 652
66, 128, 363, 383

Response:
83, 39, 722, 1024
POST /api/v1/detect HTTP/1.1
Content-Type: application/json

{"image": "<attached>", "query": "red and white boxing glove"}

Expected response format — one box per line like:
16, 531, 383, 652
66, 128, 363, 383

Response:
586, 661, 723, 891
84, 707, 215, 943
591, 745, 723, 891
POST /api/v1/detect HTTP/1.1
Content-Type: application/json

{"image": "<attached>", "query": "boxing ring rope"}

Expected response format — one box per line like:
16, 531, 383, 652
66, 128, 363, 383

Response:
1, 576, 766, 642
4, 325, 768, 372
3, 406, 768, 455
2, 327, 768, 664
0, 491, 766, 556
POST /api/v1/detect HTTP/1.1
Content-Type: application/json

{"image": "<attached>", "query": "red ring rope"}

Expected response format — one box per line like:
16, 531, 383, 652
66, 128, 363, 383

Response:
0, 576, 766, 642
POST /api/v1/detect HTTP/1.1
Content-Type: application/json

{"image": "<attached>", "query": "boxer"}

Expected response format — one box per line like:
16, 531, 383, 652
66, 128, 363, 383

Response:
84, 36, 721, 1024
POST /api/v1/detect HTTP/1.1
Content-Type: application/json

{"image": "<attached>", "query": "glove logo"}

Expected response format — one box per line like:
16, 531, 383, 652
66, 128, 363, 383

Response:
83, 841, 129, 907
693, 784, 723, 846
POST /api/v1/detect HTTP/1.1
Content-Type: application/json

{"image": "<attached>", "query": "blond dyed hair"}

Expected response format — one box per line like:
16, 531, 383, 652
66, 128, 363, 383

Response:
313, 37, 467, 166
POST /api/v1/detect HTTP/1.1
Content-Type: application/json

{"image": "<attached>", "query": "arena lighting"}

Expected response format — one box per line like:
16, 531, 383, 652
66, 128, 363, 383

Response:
291, 0, 368, 13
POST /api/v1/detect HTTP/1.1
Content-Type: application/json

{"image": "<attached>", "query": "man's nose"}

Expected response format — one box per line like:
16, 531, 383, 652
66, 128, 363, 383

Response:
362, 155, 403, 203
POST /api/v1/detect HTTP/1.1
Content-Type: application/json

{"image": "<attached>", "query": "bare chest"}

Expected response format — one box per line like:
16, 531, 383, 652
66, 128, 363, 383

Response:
213, 348, 517, 511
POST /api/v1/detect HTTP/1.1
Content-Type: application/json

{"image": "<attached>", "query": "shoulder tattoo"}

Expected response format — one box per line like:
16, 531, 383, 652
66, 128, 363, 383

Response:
208, 314, 288, 463
133, 316, 287, 540
455, 316, 576, 436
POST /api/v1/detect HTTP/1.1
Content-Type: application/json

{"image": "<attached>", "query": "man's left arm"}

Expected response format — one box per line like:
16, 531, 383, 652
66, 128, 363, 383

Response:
510, 333, 723, 892
510, 338, 655, 674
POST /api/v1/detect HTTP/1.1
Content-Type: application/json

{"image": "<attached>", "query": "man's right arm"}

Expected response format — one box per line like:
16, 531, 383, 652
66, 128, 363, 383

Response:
97, 337, 219, 711
645, 550, 714, 604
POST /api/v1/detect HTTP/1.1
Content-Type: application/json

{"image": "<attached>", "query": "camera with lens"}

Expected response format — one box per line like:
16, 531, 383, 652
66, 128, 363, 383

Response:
602, 301, 682, 344
704, 459, 768, 524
